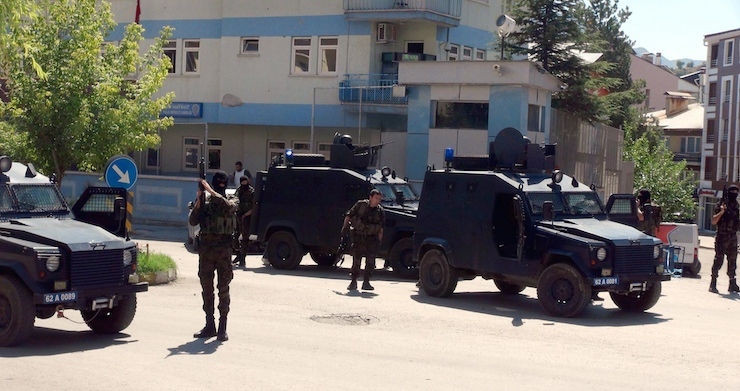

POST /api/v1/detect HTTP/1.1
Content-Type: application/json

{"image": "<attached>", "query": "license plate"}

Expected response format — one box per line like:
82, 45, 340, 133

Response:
593, 277, 619, 286
43, 291, 77, 304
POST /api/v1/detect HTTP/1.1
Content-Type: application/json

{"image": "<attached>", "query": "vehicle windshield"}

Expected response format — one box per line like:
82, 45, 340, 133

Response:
0, 184, 68, 214
527, 192, 604, 216
375, 183, 419, 203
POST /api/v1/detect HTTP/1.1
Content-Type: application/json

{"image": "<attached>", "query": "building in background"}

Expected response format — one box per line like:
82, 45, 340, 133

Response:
699, 27, 740, 230
630, 52, 699, 111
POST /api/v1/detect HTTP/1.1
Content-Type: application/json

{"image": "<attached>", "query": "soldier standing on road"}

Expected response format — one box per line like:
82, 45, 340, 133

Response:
342, 189, 385, 291
636, 189, 661, 236
709, 184, 740, 294
232, 175, 254, 268
189, 171, 238, 341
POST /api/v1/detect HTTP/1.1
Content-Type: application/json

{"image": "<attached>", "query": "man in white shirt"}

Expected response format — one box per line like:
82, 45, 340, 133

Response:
230, 161, 251, 187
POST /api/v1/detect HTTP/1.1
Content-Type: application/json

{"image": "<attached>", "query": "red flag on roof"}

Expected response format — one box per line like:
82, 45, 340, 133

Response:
135, 0, 141, 24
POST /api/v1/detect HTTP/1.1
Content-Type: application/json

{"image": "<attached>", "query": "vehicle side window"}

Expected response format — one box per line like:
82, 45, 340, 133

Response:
0, 186, 13, 212
527, 192, 565, 215
609, 198, 632, 215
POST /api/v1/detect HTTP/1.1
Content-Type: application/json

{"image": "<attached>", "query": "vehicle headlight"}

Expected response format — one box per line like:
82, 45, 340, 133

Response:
596, 248, 607, 261
654, 245, 662, 259
123, 248, 136, 266
36, 247, 63, 272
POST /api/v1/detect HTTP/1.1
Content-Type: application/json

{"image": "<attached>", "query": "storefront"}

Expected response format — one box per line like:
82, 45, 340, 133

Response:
698, 188, 721, 231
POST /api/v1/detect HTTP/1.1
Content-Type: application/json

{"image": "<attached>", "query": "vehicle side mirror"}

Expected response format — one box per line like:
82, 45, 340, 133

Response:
113, 196, 126, 221
543, 201, 554, 221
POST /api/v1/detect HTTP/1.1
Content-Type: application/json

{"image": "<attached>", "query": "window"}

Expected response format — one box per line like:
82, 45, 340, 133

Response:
184, 40, 200, 74
407, 42, 424, 54
710, 44, 719, 67
183, 137, 200, 170
708, 82, 717, 105
147, 148, 159, 168
164, 40, 177, 74
528, 105, 543, 132
292, 141, 311, 153
240, 37, 259, 54
644, 88, 650, 108
319, 37, 338, 74
475, 49, 485, 61
434, 102, 489, 129
292, 37, 311, 74
462, 46, 472, 61
317, 142, 332, 161
724, 79, 732, 103
680, 137, 701, 153
706, 119, 716, 143
448, 45, 459, 61
722, 119, 729, 141
268, 140, 286, 166
207, 139, 222, 170
724, 39, 734, 66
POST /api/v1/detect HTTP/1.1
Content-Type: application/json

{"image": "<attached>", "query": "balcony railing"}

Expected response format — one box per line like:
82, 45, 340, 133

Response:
673, 152, 701, 163
339, 74, 408, 105
344, 0, 462, 26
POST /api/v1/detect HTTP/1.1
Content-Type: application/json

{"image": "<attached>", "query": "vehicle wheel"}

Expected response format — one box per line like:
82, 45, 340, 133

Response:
81, 294, 137, 334
310, 252, 337, 267
266, 231, 304, 270
419, 249, 457, 297
609, 282, 662, 312
536, 263, 591, 318
685, 260, 701, 276
389, 238, 418, 280
494, 279, 526, 294
0, 275, 35, 347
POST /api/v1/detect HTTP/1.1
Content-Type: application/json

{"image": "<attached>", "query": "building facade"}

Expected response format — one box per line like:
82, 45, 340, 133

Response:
699, 28, 740, 230
108, 0, 521, 182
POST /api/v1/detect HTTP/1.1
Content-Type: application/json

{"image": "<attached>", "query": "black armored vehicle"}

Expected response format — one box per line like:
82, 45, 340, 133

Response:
250, 135, 418, 279
0, 156, 146, 346
414, 128, 669, 317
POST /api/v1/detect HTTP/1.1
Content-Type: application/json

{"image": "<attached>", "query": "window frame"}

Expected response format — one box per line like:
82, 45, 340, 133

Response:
461, 46, 472, 61
207, 139, 223, 171
723, 39, 734, 66
474, 49, 485, 61
291, 37, 312, 75
318, 36, 338, 75
448, 44, 459, 61
183, 39, 200, 75
267, 140, 287, 167
240, 37, 260, 55
164, 40, 178, 74
183, 137, 200, 171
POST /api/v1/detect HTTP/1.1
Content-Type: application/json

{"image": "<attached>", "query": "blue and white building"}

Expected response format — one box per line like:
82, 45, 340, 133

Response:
109, 0, 561, 184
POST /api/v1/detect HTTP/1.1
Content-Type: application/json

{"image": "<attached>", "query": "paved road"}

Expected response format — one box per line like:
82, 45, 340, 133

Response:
1, 227, 739, 391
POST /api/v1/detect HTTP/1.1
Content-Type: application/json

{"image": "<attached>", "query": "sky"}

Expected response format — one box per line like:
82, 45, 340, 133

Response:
618, 0, 740, 61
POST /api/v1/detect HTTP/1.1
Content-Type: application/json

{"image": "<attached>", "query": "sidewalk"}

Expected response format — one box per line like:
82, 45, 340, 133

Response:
129, 223, 188, 243
699, 232, 715, 249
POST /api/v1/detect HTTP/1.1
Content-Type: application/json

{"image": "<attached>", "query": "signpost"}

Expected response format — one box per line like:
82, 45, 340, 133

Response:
104, 155, 138, 234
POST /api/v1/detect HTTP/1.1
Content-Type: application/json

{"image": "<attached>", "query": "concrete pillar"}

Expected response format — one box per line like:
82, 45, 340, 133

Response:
405, 85, 431, 182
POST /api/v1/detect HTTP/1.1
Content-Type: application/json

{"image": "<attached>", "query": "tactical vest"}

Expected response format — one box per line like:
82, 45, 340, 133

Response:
715, 201, 740, 234
199, 194, 237, 235
347, 200, 384, 236
236, 185, 254, 215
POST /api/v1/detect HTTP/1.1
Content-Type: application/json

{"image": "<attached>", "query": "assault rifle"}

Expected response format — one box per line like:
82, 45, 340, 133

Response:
197, 143, 206, 218
335, 225, 349, 266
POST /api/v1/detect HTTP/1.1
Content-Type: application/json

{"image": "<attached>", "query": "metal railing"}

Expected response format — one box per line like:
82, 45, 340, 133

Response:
344, 0, 462, 18
339, 74, 408, 105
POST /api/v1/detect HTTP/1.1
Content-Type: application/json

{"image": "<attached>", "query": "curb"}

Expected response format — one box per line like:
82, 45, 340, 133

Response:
134, 268, 178, 286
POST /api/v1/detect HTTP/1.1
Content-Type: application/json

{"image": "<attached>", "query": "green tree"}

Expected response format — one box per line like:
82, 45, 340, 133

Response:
577, 0, 645, 129
623, 112, 697, 221
508, 0, 614, 123
0, 0, 43, 78
0, 0, 174, 184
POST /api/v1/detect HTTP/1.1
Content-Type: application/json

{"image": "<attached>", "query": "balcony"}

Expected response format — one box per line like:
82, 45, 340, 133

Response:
344, 0, 462, 27
673, 152, 701, 163
339, 74, 408, 106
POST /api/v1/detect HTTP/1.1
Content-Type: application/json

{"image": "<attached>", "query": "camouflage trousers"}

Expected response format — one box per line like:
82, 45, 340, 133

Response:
198, 234, 234, 318
238, 215, 251, 257
350, 233, 379, 280
712, 232, 738, 279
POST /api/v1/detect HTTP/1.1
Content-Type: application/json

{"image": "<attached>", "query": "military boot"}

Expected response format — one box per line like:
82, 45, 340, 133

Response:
361, 278, 374, 291
729, 278, 740, 293
194, 316, 217, 338
347, 278, 357, 291
217, 317, 228, 342
709, 277, 718, 294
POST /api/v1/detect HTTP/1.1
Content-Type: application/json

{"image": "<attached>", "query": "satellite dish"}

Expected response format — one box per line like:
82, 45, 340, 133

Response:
495, 14, 516, 36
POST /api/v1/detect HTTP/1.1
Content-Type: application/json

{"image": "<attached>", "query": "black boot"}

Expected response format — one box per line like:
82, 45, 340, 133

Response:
217, 317, 228, 342
709, 277, 718, 293
361, 278, 374, 291
347, 278, 357, 291
194, 316, 217, 338
729, 278, 739, 293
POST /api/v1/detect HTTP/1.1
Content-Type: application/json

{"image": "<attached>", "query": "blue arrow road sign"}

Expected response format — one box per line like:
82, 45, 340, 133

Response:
105, 155, 138, 190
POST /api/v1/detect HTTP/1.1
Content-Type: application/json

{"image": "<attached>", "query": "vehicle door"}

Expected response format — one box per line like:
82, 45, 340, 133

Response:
71, 187, 128, 237
605, 193, 638, 228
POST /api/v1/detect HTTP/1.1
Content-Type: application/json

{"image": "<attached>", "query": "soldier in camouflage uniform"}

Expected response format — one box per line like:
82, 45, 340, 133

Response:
636, 189, 661, 236
709, 184, 740, 294
342, 189, 385, 291
232, 175, 254, 268
188, 171, 238, 341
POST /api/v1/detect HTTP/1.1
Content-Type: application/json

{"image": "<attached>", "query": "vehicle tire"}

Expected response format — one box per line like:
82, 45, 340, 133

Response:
609, 282, 662, 312
419, 249, 457, 297
266, 231, 304, 270
310, 252, 337, 267
81, 294, 137, 334
685, 260, 701, 276
494, 279, 527, 294
536, 263, 591, 318
389, 238, 418, 280
0, 275, 35, 347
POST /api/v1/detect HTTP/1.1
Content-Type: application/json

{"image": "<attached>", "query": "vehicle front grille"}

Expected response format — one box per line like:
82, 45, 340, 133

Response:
613, 245, 656, 275
70, 249, 124, 289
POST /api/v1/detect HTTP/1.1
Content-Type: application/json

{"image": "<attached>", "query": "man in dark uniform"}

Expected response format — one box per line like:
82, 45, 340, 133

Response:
710, 184, 740, 294
232, 175, 254, 268
636, 189, 661, 236
342, 189, 385, 291
189, 171, 238, 341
